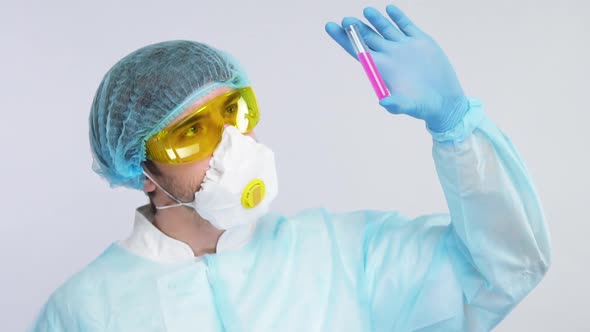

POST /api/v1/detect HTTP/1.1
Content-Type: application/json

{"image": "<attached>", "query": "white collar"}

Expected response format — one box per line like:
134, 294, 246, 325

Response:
118, 205, 256, 264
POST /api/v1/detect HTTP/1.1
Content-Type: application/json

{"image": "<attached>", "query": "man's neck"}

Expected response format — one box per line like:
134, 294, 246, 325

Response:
152, 207, 224, 257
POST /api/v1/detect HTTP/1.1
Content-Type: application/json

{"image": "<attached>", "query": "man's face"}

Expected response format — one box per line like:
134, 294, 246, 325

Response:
143, 86, 256, 204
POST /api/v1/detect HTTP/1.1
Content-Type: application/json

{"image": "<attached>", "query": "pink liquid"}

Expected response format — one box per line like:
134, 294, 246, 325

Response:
358, 52, 391, 100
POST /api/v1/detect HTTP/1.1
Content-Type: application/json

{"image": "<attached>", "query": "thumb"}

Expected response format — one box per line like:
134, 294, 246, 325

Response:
379, 95, 416, 116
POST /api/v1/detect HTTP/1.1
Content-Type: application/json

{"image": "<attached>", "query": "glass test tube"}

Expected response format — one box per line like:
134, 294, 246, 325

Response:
344, 24, 391, 100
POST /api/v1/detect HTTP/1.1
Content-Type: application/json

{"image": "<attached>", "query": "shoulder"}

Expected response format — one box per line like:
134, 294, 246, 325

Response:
254, 208, 335, 238
254, 208, 440, 247
256, 208, 441, 234
31, 244, 133, 331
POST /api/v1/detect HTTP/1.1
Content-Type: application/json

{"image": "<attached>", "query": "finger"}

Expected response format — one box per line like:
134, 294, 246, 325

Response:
363, 7, 404, 42
325, 22, 358, 59
385, 5, 424, 37
341, 17, 389, 52
379, 95, 418, 117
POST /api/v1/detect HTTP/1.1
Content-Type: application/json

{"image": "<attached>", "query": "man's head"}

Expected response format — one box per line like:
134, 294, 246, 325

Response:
89, 40, 250, 193
141, 86, 257, 212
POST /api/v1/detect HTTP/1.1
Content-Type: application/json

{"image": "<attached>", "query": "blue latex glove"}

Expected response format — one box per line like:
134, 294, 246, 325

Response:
325, 5, 470, 133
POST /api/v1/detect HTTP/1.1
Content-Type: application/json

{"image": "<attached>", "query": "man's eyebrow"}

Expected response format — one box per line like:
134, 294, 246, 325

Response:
165, 105, 205, 128
163, 88, 233, 128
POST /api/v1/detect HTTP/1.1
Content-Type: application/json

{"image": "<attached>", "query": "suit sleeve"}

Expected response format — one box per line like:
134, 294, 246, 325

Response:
363, 99, 551, 331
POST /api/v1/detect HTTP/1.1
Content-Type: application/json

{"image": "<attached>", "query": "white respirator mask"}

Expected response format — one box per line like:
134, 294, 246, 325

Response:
143, 126, 278, 230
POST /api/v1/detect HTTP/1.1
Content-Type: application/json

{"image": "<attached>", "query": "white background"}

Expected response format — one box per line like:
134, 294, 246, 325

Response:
1, 0, 588, 330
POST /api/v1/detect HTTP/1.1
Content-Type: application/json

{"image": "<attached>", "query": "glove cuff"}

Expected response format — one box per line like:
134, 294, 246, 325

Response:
427, 98, 485, 143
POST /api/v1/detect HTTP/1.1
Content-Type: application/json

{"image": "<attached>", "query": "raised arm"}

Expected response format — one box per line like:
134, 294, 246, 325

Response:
325, 5, 551, 330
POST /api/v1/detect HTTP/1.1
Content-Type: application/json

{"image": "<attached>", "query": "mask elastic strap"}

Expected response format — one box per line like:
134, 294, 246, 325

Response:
142, 170, 193, 210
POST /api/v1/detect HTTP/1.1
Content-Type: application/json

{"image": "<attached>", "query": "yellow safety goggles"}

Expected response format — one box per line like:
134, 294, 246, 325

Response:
145, 86, 260, 164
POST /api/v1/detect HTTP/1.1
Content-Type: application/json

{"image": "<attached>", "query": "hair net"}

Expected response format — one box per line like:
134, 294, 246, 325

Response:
89, 40, 249, 190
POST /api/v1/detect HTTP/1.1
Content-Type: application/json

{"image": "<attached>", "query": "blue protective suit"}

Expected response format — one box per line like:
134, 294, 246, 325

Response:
30, 101, 551, 331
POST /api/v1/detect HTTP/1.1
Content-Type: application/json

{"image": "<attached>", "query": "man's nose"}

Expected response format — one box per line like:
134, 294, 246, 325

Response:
224, 124, 257, 141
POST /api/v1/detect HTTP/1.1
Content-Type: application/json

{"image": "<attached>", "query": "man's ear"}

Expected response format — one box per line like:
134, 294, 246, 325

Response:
143, 177, 156, 193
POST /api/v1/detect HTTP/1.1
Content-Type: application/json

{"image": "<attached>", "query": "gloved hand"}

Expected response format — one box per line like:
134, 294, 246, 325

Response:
325, 5, 470, 133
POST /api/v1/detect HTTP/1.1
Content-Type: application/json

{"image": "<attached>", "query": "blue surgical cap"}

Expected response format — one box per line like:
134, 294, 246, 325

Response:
89, 40, 249, 189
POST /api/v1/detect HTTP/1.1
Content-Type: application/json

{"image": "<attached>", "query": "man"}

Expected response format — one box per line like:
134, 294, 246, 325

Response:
31, 5, 551, 331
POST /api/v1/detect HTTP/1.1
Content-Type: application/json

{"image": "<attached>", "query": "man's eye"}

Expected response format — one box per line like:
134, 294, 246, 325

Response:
225, 104, 237, 114
185, 125, 200, 137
